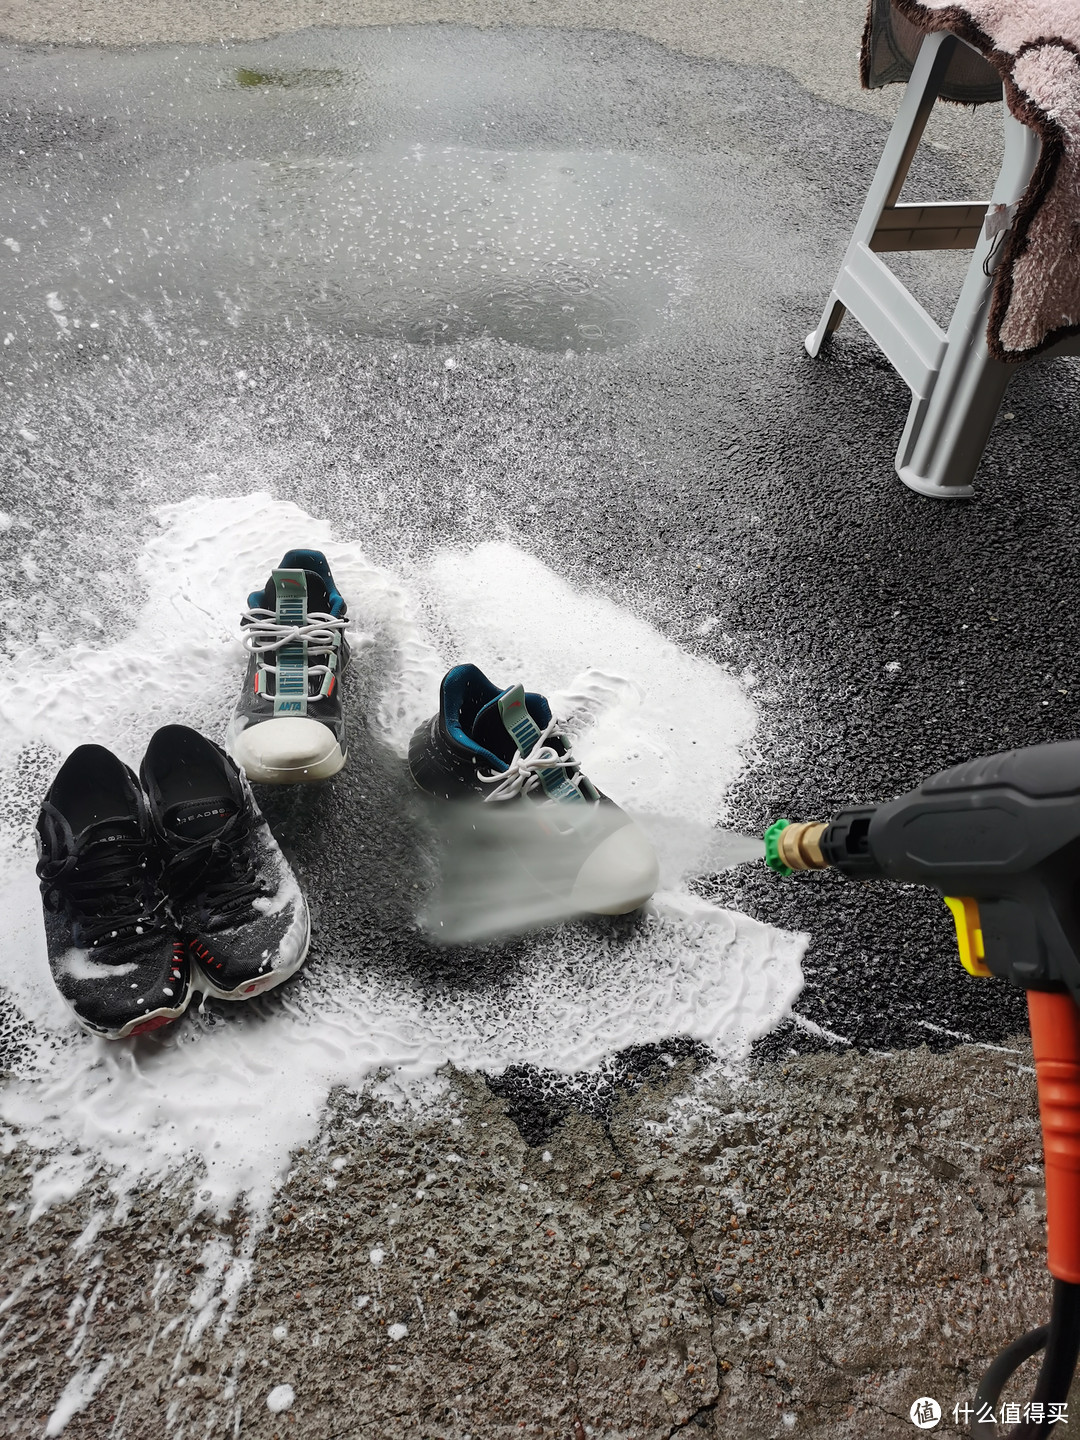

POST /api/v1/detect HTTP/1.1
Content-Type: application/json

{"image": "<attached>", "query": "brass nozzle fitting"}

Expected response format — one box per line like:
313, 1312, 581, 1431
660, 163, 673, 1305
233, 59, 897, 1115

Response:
774, 822, 828, 872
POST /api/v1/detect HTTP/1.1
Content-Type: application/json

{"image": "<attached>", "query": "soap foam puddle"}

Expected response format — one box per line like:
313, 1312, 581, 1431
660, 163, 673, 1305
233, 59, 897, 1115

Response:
0, 493, 803, 1315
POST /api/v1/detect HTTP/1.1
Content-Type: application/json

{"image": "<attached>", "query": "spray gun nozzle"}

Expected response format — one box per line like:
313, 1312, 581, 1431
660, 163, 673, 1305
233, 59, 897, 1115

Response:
764, 819, 829, 875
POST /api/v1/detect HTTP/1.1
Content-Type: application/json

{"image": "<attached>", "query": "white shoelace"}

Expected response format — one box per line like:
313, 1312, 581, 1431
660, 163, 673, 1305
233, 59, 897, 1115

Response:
241, 608, 349, 684
478, 717, 586, 803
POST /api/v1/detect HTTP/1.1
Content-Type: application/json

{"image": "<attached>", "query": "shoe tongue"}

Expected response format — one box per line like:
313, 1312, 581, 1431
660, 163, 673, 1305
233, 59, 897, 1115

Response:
472, 685, 587, 805
472, 684, 538, 765
164, 796, 240, 841
79, 815, 142, 851
268, 567, 332, 618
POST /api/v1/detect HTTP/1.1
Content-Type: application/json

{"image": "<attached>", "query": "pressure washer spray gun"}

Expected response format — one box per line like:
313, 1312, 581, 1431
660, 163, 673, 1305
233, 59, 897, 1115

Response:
765, 739, 1080, 1436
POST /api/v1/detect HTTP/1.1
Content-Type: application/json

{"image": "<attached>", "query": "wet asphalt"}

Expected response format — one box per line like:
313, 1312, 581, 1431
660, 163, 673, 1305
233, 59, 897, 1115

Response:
2, 22, 1079, 1081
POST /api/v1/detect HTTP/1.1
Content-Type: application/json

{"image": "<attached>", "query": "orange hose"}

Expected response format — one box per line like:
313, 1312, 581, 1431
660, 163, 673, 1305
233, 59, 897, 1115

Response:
1028, 990, 1080, 1284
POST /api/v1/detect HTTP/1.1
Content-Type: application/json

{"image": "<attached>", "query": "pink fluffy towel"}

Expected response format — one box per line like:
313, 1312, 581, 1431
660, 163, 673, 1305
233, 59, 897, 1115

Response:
862, 0, 1080, 361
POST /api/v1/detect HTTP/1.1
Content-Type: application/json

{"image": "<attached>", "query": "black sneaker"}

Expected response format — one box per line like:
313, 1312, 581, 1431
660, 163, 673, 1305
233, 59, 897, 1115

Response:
225, 549, 350, 784
408, 664, 659, 915
35, 745, 191, 1039
141, 725, 311, 1000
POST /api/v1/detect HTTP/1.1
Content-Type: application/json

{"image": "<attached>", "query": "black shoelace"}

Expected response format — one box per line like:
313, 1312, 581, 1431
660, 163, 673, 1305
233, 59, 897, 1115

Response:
163, 816, 266, 924
37, 824, 162, 950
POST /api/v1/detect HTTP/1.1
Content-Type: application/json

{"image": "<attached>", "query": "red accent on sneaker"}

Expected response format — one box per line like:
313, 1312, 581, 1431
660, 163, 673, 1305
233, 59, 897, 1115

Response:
188, 940, 222, 969
129, 1014, 175, 1037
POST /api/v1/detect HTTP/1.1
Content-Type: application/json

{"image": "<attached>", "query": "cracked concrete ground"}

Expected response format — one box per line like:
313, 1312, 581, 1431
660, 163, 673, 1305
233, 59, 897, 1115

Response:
1, 1043, 1065, 1438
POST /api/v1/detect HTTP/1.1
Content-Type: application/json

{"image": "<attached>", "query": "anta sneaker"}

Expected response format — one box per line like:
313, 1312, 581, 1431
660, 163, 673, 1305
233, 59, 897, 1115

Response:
35, 745, 191, 1039
225, 549, 350, 784
141, 725, 310, 1000
409, 664, 659, 915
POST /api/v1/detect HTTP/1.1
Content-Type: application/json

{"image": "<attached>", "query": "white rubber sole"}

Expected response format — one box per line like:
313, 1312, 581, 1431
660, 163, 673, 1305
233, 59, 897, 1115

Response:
570, 818, 660, 915
226, 717, 346, 785
191, 917, 312, 1002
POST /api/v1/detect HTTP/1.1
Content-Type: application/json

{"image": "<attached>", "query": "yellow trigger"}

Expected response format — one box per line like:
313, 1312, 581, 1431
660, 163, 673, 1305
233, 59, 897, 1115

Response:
943, 896, 992, 977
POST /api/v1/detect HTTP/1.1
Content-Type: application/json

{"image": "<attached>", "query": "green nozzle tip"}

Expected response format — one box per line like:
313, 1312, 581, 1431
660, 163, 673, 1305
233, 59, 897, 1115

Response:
764, 819, 793, 876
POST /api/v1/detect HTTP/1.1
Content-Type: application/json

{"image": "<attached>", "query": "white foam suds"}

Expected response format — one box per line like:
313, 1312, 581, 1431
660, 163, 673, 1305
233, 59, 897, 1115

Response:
0, 493, 804, 1233
266, 1383, 295, 1413
44, 1355, 115, 1437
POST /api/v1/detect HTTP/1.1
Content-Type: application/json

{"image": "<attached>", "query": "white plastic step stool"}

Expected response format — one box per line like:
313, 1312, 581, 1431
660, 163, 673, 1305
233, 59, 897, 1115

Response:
806, 29, 1079, 499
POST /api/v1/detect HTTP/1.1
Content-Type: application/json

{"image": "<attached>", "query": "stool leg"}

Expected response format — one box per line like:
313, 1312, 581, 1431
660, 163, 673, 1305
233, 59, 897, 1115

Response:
896, 110, 1040, 497
805, 32, 959, 358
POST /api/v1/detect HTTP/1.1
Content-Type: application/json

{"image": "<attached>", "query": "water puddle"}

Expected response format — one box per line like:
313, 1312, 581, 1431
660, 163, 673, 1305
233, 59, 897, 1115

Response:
10, 146, 689, 354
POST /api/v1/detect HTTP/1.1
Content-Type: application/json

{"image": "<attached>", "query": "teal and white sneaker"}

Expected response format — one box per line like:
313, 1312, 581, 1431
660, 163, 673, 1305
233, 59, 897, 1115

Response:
409, 663, 659, 917
225, 550, 350, 785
